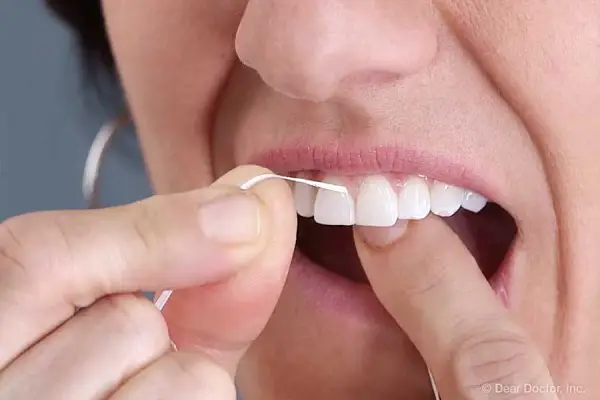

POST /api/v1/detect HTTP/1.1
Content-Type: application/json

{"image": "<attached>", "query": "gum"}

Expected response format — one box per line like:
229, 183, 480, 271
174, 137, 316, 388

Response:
292, 170, 433, 198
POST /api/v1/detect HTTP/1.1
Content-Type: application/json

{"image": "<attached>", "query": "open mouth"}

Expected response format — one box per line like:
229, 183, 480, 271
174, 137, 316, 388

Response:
293, 172, 517, 284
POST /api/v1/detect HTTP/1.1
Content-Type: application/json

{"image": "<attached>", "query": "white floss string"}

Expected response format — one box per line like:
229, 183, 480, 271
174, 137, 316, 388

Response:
154, 290, 173, 311
239, 173, 348, 193
428, 368, 441, 400
153, 173, 347, 344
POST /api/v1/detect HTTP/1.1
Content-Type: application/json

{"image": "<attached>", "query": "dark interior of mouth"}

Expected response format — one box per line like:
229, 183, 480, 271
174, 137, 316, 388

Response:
296, 203, 517, 284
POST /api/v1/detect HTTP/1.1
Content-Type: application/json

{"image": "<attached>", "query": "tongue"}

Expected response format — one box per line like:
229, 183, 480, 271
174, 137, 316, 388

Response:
296, 204, 515, 283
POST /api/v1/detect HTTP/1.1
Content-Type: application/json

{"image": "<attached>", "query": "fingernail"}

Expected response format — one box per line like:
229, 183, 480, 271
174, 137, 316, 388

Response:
199, 193, 262, 244
355, 220, 408, 248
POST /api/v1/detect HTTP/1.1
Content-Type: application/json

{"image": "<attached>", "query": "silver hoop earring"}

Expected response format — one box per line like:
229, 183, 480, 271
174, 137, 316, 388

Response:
82, 114, 130, 209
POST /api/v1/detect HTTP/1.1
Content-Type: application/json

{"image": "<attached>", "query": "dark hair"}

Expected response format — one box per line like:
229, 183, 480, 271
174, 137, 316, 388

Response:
45, 0, 115, 75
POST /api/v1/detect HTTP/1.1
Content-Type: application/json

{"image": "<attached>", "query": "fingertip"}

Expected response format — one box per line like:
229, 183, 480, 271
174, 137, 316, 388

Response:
354, 216, 475, 272
213, 165, 297, 257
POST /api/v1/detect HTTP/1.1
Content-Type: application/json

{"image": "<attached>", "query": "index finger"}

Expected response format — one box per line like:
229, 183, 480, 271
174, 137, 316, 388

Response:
353, 218, 557, 399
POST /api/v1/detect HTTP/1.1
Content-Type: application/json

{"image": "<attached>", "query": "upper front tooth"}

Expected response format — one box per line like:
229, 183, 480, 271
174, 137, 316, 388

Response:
397, 177, 430, 220
355, 176, 398, 227
294, 179, 317, 218
462, 191, 488, 213
314, 177, 354, 226
430, 181, 465, 217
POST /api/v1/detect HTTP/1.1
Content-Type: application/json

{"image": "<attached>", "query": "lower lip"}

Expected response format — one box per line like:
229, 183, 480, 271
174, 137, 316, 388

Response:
488, 241, 515, 307
290, 241, 514, 322
288, 249, 398, 326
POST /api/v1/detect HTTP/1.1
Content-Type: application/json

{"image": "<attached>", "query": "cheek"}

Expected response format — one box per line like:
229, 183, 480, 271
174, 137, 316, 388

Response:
101, 0, 246, 193
449, 0, 600, 207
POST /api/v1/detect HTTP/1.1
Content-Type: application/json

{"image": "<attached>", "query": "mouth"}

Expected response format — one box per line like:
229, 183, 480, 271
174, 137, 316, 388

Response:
249, 145, 517, 303
294, 172, 516, 284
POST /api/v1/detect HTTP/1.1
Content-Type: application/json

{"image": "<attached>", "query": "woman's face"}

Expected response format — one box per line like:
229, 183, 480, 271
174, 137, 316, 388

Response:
102, 0, 600, 398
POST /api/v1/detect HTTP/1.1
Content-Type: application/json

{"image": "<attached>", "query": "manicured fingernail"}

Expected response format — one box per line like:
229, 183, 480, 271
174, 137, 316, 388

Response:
199, 193, 262, 244
355, 220, 408, 248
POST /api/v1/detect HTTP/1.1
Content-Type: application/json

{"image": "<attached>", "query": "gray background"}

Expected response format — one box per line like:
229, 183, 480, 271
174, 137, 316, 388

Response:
0, 0, 151, 219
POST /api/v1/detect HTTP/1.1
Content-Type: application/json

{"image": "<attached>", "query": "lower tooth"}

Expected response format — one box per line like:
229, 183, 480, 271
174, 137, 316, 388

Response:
430, 181, 464, 217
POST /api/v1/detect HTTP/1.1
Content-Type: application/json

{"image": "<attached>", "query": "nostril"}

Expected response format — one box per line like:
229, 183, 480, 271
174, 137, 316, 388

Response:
266, 77, 337, 102
341, 70, 403, 88
253, 63, 341, 102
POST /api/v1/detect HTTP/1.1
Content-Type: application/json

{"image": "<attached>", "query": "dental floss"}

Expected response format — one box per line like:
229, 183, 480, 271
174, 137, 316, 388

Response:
428, 368, 441, 400
154, 289, 173, 311
240, 173, 348, 193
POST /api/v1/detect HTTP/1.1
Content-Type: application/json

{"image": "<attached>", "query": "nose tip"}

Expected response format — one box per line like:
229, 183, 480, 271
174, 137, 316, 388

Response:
235, 0, 439, 102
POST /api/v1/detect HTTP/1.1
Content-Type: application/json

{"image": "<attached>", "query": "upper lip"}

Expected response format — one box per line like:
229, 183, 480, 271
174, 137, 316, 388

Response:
242, 140, 507, 209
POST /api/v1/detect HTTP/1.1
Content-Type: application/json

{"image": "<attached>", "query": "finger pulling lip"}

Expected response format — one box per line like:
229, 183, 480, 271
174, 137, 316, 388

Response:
288, 229, 514, 326
288, 248, 399, 327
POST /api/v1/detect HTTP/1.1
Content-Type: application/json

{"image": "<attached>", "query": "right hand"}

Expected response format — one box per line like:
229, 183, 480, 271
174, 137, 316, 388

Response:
0, 165, 297, 399
354, 219, 560, 399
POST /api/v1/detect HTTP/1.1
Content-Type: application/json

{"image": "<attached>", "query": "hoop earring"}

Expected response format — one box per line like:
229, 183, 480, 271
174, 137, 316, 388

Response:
82, 114, 130, 209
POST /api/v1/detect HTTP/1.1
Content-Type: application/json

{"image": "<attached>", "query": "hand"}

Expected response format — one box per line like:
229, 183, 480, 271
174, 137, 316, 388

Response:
354, 218, 558, 399
0, 165, 297, 400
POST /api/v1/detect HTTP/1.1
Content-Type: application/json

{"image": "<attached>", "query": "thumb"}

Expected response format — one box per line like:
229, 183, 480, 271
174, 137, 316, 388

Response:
353, 219, 555, 399
161, 165, 298, 373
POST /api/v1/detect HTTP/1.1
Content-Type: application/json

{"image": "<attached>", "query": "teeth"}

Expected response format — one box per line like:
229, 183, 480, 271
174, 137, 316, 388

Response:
355, 176, 398, 227
397, 177, 430, 220
430, 181, 465, 217
462, 191, 488, 213
295, 174, 486, 225
294, 177, 317, 218
314, 176, 355, 226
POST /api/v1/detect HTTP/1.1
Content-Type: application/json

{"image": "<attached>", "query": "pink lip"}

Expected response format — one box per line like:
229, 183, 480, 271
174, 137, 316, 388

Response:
289, 250, 398, 326
246, 144, 504, 208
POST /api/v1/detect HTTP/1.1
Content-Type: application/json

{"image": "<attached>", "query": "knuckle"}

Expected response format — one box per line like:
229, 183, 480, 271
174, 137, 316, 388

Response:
451, 330, 548, 398
0, 217, 43, 296
451, 330, 546, 398
0, 218, 27, 272
97, 294, 169, 347
128, 199, 163, 255
0, 214, 75, 292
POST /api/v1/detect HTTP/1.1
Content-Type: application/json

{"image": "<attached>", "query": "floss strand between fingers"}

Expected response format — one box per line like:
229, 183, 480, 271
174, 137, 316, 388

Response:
428, 368, 441, 400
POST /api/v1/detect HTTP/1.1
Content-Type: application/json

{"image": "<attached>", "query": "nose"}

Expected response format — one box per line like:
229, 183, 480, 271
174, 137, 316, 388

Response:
235, 0, 439, 102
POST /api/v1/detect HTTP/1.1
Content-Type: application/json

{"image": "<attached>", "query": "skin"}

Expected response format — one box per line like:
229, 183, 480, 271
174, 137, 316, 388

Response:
1, 0, 599, 398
